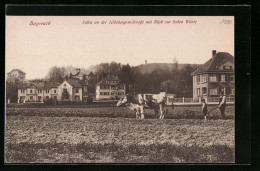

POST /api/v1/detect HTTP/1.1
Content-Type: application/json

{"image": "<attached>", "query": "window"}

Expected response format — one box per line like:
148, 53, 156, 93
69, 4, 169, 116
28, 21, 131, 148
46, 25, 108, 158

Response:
220, 87, 226, 94
30, 90, 32, 93
210, 88, 218, 95
64, 84, 66, 86
54, 96, 57, 100
223, 66, 232, 70
118, 86, 124, 89
54, 90, 57, 93
63, 88, 67, 92
46, 96, 49, 99
38, 90, 42, 93
38, 96, 42, 101
21, 90, 24, 93
209, 74, 217, 82
30, 96, 33, 100
202, 87, 207, 94
100, 92, 109, 95
201, 75, 207, 83
118, 92, 124, 95
111, 91, 117, 95
75, 88, 79, 93
221, 74, 226, 82
197, 88, 200, 95
196, 75, 200, 83
46, 90, 49, 93
230, 74, 234, 82
231, 88, 235, 95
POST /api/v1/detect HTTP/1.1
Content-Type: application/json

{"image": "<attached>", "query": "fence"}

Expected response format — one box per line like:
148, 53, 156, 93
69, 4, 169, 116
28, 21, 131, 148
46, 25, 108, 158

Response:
167, 96, 234, 105
207, 96, 234, 102
167, 97, 193, 104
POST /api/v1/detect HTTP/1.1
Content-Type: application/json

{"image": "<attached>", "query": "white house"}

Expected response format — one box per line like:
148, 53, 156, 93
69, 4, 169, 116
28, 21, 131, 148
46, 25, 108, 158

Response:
58, 78, 83, 101
96, 75, 125, 100
44, 82, 60, 100
17, 81, 45, 102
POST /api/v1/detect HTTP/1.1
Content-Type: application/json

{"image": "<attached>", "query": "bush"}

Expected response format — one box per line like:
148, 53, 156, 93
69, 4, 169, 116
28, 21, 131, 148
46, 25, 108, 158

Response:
43, 98, 54, 105
87, 97, 93, 104
57, 101, 82, 105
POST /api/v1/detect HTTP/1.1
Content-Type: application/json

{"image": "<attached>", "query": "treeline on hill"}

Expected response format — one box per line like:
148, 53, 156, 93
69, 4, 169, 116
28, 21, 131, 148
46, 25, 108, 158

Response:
45, 61, 197, 97
6, 62, 198, 102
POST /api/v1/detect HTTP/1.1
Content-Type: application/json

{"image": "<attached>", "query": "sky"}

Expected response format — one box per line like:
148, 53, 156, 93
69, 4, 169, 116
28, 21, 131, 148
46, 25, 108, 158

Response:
6, 16, 234, 79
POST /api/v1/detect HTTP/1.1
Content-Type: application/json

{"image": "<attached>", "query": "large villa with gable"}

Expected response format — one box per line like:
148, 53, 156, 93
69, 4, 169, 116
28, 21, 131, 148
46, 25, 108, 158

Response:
95, 75, 126, 100
191, 50, 234, 101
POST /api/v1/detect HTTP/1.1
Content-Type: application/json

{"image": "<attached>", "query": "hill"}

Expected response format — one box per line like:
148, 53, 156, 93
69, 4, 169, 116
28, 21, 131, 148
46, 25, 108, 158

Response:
134, 63, 201, 74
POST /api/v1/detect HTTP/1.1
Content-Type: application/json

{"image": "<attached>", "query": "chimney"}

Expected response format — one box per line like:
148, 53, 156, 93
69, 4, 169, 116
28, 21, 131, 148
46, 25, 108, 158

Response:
212, 50, 217, 58
145, 60, 147, 65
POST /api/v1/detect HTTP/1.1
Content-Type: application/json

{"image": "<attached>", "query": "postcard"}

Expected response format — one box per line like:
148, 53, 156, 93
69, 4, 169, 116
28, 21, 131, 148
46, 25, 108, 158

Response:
5, 15, 235, 163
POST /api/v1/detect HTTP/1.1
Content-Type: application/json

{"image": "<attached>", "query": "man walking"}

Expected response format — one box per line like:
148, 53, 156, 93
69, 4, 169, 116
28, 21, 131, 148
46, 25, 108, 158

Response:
218, 91, 226, 119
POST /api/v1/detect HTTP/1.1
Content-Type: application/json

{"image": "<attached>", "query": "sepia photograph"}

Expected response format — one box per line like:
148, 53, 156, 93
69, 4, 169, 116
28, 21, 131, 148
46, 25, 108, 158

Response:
5, 15, 235, 163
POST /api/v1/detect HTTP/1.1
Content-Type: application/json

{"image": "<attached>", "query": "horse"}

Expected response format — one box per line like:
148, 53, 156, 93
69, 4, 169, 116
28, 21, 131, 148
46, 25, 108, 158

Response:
116, 95, 145, 119
142, 92, 167, 119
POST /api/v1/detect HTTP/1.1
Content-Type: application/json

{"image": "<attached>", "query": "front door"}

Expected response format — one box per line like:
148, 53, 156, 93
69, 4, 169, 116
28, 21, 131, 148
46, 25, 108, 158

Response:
29, 95, 34, 102
20, 96, 25, 103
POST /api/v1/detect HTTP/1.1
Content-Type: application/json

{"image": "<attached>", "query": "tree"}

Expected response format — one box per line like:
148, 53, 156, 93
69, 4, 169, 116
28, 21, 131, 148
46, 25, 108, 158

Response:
118, 64, 135, 94
109, 61, 121, 76
46, 66, 66, 83
62, 89, 70, 100
87, 73, 98, 95
6, 81, 18, 103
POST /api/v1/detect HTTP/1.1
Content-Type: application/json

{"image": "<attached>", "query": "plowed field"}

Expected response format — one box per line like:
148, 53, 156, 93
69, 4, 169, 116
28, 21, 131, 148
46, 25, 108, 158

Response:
5, 105, 235, 163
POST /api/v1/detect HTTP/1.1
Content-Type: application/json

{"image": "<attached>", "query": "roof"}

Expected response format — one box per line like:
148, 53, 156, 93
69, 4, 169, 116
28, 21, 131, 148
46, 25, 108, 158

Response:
79, 80, 88, 86
44, 82, 60, 89
191, 52, 234, 75
70, 68, 81, 76
28, 81, 46, 90
97, 75, 125, 86
88, 71, 94, 76
66, 78, 83, 88
7, 69, 26, 75
17, 82, 28, 89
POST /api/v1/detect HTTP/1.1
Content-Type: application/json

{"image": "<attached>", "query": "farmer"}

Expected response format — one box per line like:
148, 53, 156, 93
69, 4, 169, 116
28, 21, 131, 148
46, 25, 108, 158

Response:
218, 91, 226, 119
201, 99, 208, 120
